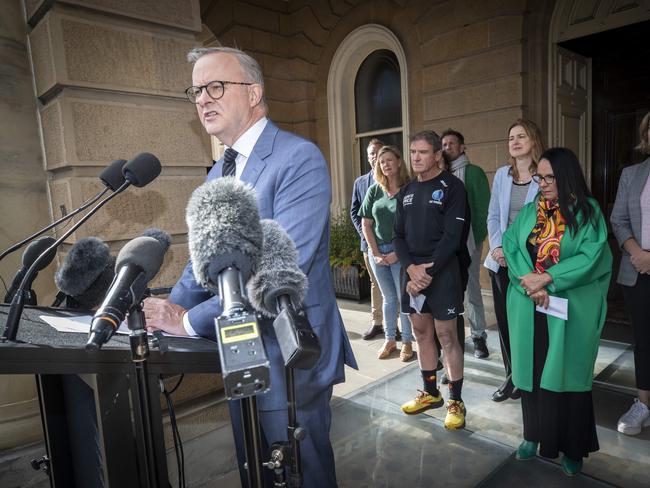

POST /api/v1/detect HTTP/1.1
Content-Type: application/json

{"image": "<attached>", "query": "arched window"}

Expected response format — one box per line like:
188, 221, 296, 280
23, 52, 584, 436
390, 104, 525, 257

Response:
327, 24, 409, 211
355, 50, 403, 174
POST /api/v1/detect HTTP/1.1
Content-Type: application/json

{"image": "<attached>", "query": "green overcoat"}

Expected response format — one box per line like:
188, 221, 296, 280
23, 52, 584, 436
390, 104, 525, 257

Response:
502, 197, 612, 392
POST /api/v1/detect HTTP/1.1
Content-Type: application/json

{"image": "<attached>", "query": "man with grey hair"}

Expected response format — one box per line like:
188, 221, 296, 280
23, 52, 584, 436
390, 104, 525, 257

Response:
144, 46, 356, 487
394, 130, 468, 430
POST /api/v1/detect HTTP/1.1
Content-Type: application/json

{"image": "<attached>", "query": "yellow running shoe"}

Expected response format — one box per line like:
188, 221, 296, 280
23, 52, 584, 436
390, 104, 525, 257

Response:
401, 389, 444, 415
444, 399, 466, 429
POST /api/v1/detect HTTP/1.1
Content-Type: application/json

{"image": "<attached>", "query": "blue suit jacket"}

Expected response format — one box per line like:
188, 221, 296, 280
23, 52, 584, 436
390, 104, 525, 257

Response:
350, 171, 375, 251
170, 121, 357, 410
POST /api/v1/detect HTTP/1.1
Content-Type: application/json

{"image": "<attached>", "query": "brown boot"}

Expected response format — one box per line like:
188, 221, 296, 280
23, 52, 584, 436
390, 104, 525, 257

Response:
377, 340, 397, 359
400, 342, 414, 362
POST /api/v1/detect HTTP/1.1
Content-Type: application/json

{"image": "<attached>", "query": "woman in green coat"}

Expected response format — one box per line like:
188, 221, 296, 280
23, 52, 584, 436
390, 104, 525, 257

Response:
502, 147, 612, 476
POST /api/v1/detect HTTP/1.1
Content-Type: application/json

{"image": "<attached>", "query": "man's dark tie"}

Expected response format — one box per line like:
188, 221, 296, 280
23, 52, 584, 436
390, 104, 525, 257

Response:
222, 148, 238, 177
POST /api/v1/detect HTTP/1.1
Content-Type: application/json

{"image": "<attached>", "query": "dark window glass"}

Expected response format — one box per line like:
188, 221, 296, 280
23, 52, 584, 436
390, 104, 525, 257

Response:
355, 50, 401, 133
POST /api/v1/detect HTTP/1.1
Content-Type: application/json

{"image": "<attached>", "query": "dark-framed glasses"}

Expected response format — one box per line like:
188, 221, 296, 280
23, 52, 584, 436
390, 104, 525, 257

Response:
185, 80, 253, 103
532, 173, 556, 185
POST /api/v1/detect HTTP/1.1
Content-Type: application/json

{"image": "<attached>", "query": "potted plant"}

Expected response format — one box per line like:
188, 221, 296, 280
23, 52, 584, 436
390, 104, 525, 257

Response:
329, 208, 370, 301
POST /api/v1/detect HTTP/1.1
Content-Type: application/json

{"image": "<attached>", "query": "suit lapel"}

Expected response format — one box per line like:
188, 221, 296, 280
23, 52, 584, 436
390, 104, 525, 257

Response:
240, 121, 277, 187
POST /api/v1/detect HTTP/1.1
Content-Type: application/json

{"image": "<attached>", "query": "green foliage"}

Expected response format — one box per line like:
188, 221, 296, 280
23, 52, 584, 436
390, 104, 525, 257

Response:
329, 208, 366, 274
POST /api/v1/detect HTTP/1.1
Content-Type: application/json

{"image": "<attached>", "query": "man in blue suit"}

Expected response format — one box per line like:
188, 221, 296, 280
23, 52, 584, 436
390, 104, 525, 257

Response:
350, 139, 385, 340
144, 46, 357, 487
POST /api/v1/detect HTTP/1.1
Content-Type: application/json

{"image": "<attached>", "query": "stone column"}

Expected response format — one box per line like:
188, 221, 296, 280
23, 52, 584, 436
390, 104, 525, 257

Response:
2, 3, 238, 486
0, 0, 57, 453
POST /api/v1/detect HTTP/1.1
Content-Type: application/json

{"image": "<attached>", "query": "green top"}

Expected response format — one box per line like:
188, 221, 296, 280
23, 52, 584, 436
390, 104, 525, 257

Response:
464, 164, 490, 244
358, 183, 398, 245
502, 197, 612, 392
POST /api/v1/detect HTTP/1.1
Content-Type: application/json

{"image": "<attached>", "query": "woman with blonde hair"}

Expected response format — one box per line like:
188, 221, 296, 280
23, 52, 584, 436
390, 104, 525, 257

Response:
485, 119, 544, 402
611, 111, 650, 436
359, 145, 414, 360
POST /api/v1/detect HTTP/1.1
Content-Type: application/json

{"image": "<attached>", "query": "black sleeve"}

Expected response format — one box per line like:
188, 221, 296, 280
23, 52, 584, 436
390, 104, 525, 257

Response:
350, 178, 363, 237
393, 188, 414, 268
429, 180, 467, 275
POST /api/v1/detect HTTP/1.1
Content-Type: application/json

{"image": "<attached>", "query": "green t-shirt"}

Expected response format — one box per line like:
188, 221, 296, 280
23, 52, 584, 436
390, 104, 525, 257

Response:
358, 183, 398, 245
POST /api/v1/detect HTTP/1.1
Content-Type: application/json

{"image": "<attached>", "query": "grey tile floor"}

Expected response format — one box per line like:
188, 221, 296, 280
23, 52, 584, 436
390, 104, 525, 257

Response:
332, 299, 649, 488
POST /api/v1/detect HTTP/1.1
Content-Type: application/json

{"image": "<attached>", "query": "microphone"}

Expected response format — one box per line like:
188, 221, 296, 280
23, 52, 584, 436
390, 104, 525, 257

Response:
247, 220, 320, 370
86, 234, 169, 350
2, 153, 162, 342
3, 236, 57, 304
122, 152, 161, 187
0, 159, 127, 265
246, 220, 307, 317
187, 177, 270, 398
53, 237, 115, 309
100, 158, 128, 191
186, 177, 263, 300
141, 227, 172, 253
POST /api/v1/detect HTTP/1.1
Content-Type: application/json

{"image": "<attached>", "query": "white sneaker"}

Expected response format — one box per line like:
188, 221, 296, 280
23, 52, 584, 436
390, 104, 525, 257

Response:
617, 398, 650, 435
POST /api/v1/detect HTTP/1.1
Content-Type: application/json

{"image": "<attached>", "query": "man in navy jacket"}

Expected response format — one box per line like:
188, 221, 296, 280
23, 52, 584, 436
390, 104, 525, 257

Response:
350, 139, 385, 339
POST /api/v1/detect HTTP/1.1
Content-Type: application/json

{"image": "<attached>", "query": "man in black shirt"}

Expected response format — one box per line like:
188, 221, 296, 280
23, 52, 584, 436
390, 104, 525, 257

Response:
394, 130, 468, 429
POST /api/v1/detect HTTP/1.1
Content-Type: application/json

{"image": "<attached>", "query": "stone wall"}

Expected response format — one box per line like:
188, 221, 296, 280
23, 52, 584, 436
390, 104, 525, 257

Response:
1, 1, 238, 486
201, 0, 554, 288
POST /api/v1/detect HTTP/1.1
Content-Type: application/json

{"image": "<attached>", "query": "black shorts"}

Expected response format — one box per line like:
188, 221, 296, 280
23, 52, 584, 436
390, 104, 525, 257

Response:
402, 256, 463, 320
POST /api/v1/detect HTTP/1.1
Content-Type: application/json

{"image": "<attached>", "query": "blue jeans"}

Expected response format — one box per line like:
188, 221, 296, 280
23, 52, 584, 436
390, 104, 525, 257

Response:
367, 243, 413, 342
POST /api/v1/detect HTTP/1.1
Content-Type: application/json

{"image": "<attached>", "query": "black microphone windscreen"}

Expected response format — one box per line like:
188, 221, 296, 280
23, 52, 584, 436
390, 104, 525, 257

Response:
186, 177, 263, 292
55, 237, 111, 296
141, 228, 171, 252
122, 152, 161, 188
116, 236, 167, 282
99, 159, 127, 191
23, 236, 57, 271
247, 219, 307, 318
73, 255, 116, 309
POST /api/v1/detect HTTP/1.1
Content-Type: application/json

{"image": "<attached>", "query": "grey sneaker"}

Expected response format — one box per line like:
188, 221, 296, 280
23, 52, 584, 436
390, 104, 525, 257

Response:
617, 399, 650, 435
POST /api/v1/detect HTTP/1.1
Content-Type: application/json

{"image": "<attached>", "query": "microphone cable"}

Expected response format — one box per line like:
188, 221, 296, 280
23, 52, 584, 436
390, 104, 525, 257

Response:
159, 374, 185, 488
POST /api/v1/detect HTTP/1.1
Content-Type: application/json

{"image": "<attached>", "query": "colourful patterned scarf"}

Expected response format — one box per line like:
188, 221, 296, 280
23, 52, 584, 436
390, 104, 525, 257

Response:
528, 198, 565, 273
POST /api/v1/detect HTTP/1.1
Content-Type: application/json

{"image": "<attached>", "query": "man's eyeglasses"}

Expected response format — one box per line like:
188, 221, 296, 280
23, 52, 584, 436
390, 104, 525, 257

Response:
531, 173, 556, 185
185, 80, 253, 103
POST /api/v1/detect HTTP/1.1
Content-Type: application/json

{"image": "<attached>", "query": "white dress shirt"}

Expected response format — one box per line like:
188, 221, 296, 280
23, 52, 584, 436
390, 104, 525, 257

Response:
182, 116, 269, 336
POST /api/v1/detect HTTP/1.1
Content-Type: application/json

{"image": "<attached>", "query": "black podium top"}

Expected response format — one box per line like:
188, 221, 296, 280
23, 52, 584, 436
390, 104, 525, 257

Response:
0, 304, 220, 375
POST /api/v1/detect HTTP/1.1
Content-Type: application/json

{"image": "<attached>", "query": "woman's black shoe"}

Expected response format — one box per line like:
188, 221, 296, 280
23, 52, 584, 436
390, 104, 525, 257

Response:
510, 387, 521, 400
492, 376, 514, 402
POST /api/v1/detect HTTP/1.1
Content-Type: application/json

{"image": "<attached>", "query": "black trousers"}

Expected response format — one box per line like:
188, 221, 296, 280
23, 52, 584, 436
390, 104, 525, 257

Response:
489, 266, 511, 375
621, 273, 650, 390
521, 312, 599, 460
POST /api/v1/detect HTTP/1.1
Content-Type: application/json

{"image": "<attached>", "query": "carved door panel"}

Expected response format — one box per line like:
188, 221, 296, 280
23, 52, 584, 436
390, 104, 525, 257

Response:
552, 46, 591, 182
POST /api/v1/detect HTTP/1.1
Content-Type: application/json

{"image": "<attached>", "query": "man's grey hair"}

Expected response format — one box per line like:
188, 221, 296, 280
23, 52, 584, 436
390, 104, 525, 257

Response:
187, 47, 267, 109
410, 130, 442, 152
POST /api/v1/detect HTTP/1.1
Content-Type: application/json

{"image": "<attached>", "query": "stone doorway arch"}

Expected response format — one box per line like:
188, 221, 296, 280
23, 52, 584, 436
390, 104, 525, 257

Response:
326, 24, 409, 212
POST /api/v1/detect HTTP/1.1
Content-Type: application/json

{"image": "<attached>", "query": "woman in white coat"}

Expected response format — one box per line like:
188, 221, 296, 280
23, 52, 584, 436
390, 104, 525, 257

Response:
485, 119, 543, 402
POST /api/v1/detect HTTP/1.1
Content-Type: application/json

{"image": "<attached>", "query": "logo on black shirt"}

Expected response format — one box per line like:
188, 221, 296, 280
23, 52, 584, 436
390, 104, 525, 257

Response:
431, 189, 444, 205
403, 194, 414, 206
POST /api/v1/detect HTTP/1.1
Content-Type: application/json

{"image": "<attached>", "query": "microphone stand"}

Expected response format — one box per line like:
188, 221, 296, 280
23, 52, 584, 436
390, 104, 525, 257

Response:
127, 305, 161, 488
264, 367, 305, 488
1, 181, 130, 343
218, 267, 266, 488
0, 187, 110, 264
262, 296, 320, 487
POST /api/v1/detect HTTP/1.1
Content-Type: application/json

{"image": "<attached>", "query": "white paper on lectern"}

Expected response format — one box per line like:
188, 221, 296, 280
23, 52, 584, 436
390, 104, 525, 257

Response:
39, 314, 93, 333
535, 296, 568, 320
39, 314, 193, 338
